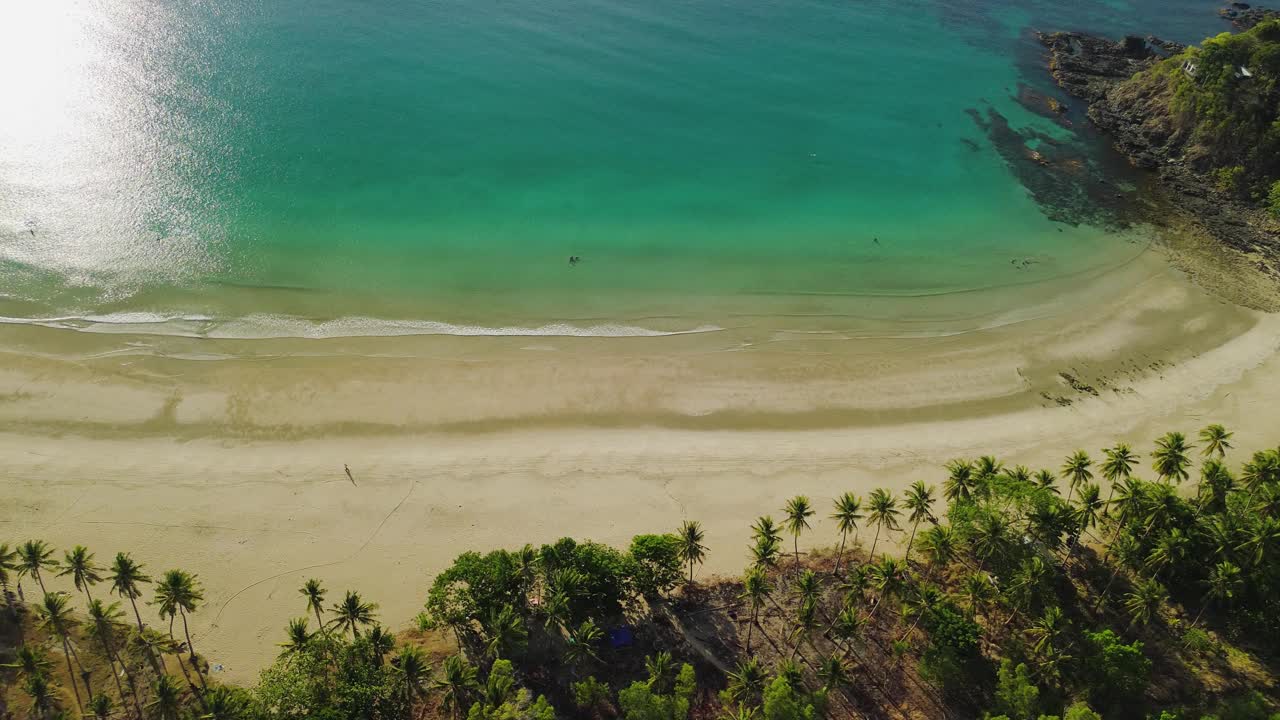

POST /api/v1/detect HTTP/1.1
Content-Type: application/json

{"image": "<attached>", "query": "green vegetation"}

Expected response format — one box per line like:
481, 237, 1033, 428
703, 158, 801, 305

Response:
1121, 20, 1280, 199
2, 425, 1280, 719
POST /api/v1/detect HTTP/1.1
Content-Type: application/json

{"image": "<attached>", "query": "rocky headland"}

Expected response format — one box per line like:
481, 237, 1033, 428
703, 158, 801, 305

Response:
1036, 17, 1280, 275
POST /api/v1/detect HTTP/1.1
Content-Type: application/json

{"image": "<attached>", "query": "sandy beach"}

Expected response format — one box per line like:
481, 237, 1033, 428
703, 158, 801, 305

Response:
3, 238, 1280, 682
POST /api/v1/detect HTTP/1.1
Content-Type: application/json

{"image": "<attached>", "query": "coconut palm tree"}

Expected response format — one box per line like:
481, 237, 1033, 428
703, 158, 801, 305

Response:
970, 512, 1012, 571
278, 618, 312, 657
153, 569, 205, 669
917, 524, 956, 581
783, 496, 815, 570
678, 520, 707, 583
109, 553, 153, 634
789, 599, 819, 658
565, 620, 603, 667
1199, 424, 1233, 458
1071, 483, 1103, 552
838, 565, 871, 610
793, 569, 821, 609
1197, 460, 1236, 514
89, 693, 113, 720
830, 492, 863, 575
23, 673, 59, 720
740, 566, 771, 653
58, 545, 103, 604
484, 605, 526, 659
1061, 450, 1093, 505
749, 535, 781, 571
17, 540, 56, 595
367, 625, 397, 665
201, 686, 254, 720
817, 655, 850, 692
393, 644, 431, 711
961, 572, 995, 616
1146, 529, 1190, 582
645, 651, 675, 694
724, 658, 767, 708
866, 488, 901, 562
148, 675, 183, 720
1028, 606, 1068, 656
902, 481, 936, 562
867, 557, 906, 619
433, 655, 479, 720
1240, 516, 1280, 567
88, 598, 144, 719
1101, 444, 1138, 509
1152, 432, 1194, 484
0, 542, 18, 611
36, 592, 87, 712
944, 459, 976, 503
752, 516, 783, 546
720, 704, 760, 720
1033, 469, 1059, 495
329, 590, 378, 638
974, 456, 1005, 493
1193, 560, 1242, 627
299, 578, 327, 631
2, 645, 54, 678
830, 605, 865, 658
1124, 578, 1167, 628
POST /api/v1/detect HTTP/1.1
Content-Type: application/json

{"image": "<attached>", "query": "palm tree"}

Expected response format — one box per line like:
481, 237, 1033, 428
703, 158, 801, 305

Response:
202, 686, 254, 720
299, 578, 327, 631
1240, 516, 1280, 567
565, 620, 603, 666
1033, 469, 1059, 495
484, 605, 526, 659
724, 658, 767, 708
1061, 450, 1093, 504
1197, 460, 1236, 514
961, 572, 995, 616
109, 553, 153, 634
678, 520, 707, 583
1101, 444, 1138, 509
944, 459, 976, 503
433, 655, 479, 720
1028, 606, 1068, 656
970, 512, 1012, 570
773, 659, 804, 691
830, 492, 863, 575
23, 673, 59, 720
88, 598, 144, 719
1199, 424, 1233, 458
393, 645, 431, 710
752, 516, 783, 546
0, 542, 18, 612
148, 675, 183, 720
917, 524, 956, 581
740, 566, 771, 653
89, 693, 113, 720
1152, 432, 1194, 484
153, 569, 205, 669
17, 540, 56, 595
783, 496, 815, 570
329, 590, 378, 638
367, 625, 397, 665
749, 535, 781, 571
720, 704, 760, 720
36, 592, 87, 712
793, 569, 821, 609
58, 545, 104, 604
1193, 561, 1241, 626
866, 488, 901, 562
1146, 529, 1190, 582
789, 599, 819, 658
817, 655, 850, 692
645, 651, 675, 694
1124, 578, 1167, 628
902, 481, 936, 562
868, 557, 906, 618
278, 618, 312, 657
1072, 483, 1103, 551
2, 645, 53, 678
830, 605, 865, 658
974, 456, 1005, 491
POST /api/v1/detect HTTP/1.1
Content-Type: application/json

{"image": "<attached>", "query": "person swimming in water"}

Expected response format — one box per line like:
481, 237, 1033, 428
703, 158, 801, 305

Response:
568, 255, 581, 266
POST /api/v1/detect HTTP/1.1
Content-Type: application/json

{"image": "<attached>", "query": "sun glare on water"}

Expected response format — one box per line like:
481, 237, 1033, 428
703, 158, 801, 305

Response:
0, 1, 216, 296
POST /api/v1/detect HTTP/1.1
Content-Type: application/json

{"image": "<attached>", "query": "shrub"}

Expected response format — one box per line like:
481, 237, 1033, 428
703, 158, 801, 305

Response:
1267, 180, 1280, 217
629, 534, 684, 597
1213, 165, 1245, 194
1082, 630, 1152, 710
993, 660, 1040, 720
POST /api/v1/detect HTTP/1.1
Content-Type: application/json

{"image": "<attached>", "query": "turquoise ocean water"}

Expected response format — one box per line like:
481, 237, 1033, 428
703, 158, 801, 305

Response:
0, 0, 1232, 337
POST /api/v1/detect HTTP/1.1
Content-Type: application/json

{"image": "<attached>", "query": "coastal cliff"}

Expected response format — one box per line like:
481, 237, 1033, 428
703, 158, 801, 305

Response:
1039, 19, 1280, 266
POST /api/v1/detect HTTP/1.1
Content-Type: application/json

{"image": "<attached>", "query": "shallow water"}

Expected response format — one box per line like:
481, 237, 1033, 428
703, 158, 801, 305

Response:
0, 0, 1232, 337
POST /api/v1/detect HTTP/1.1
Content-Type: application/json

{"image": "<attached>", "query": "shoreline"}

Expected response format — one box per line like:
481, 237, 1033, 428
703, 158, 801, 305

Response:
3, 227, 1280, 681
